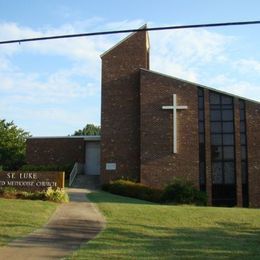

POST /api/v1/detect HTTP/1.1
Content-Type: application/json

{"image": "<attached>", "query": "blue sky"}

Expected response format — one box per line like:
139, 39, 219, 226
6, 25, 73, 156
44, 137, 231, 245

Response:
0, 0, 260, 136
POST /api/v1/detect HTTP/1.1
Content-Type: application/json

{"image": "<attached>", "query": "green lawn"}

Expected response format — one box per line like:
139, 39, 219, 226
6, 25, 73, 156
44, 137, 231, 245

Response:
71, 191, 260, 259
0, 198, 57, 246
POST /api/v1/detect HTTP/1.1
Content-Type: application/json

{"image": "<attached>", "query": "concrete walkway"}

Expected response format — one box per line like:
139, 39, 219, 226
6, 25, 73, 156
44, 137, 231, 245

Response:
0, 188, 105, 260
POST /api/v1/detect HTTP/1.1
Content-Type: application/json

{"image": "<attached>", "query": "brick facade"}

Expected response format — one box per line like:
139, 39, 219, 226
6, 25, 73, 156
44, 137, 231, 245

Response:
100, 28, 260, 207
140, 69, 199, 189
246, 101, 260, 207
100, 28, 149, 183
26, 137, 85, 165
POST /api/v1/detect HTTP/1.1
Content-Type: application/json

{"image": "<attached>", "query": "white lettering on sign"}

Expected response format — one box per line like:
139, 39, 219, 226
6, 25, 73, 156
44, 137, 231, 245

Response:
7, 173, 15, 179
106, 163, 117, 171
19, 173, 37, 179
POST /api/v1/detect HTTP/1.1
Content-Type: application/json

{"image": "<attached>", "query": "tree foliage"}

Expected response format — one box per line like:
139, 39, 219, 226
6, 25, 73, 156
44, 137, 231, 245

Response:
0, 119, 30, 170
73, 124, 101, 136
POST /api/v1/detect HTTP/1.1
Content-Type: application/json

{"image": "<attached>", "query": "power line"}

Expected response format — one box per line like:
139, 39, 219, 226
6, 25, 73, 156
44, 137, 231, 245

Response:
0, 20, 260, 45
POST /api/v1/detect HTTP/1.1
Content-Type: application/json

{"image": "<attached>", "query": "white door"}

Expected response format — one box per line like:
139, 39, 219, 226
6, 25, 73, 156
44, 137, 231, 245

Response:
85, 142, 100, 175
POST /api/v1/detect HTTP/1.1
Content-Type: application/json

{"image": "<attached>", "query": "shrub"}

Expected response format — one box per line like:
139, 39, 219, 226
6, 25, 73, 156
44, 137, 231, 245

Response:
0, 187, 69, 203
45, 187, 69, 203
16, 191, 47, 201
103, 178, 207, 206
102, 179, 162, 203
0, 187, 17, 199
161, 178, 207, 205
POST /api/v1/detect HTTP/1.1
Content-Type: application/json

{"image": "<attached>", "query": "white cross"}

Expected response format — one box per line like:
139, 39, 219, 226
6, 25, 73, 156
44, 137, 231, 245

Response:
162, 94, 188, 153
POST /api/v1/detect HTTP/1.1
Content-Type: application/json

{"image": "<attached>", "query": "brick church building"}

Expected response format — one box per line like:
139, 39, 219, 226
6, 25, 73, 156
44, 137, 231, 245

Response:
100, 26, 260, 208
26, 26, 260, 207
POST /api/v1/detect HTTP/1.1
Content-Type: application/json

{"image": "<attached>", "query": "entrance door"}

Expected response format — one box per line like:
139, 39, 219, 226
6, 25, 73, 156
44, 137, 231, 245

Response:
85, 142, 100, 175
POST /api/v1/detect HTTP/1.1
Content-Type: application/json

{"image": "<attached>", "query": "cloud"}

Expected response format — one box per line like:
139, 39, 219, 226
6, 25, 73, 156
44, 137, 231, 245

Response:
149, 27, 232, 81
0, 21, 107, 105
234, 59, 260, 74
207, 74, 260, 100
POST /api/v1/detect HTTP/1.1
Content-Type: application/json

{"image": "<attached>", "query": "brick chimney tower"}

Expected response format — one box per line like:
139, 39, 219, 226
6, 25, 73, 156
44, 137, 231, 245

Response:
100, 25, 150, 183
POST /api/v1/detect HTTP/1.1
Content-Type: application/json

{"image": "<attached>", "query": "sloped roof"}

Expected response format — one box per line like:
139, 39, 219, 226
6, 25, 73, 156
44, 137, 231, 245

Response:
140, 68, 260, 105
27, 136, 101, 141
100, 24, 150, 58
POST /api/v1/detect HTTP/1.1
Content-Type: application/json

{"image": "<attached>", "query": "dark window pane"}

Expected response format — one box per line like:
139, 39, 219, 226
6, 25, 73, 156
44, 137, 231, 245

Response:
199, 134, 205, 143
223, 134, 234, 145
240, 121, 245, 132
240, 133, 246, 145
199, 143, 205, 161
223, 146, 234, 160
199, 97, 204, 109
211, 145, 222, 160
210, 104, 221, 110
211, 110, 221, 121
239, 100, 245, 109
240, 109, 245, 121
211, 122, 221, 133
212, 162, 223, 184
199, 122, 204, 133
222, 104, 233, 110
224, 162, 235, 184
223, 122, 234, 133
198, 88, 203, 97
199, 110, 204, 120
222, 95, 232, 104
199, 162, 205, 185
222, 110, 233, 121
210, 92, 220, 104
241, 161, 248, 184
241, 145, 247, 160
211, 134, 222, 145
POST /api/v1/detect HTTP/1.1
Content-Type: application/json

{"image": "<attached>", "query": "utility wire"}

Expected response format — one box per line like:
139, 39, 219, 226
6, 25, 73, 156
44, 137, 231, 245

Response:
0, 20, 260, 45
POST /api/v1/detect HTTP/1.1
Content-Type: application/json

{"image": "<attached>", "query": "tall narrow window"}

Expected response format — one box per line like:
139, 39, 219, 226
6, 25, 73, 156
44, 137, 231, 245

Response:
210, 91, 236, 206
198, 88, 206, 191
240, 100, 249, 207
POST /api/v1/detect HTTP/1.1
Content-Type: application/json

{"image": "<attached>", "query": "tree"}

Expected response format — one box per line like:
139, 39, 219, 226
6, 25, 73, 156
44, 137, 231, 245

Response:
73, 124, 101, 136
0, 119, 30, 170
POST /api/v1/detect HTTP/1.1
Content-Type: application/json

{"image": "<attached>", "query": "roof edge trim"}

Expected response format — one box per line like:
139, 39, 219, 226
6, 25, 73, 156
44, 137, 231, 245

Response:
27, 135, 101, 141
140, 68, 260, 104
100, 24, 148, 58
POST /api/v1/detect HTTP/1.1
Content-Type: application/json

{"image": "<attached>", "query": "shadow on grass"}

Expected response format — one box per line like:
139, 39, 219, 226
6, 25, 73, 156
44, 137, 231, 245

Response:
76, 221, 260, 259
87, 191, 157, 205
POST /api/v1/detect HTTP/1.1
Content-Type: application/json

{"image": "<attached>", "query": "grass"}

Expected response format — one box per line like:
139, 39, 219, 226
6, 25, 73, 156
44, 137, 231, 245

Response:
71, 191, 260, 259
0, 198, 57, 246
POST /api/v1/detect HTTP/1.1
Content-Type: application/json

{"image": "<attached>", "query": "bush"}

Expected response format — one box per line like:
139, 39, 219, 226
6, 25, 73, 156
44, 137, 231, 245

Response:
0, 187, 17, 199
20, 164, 73, 180
103, 178, 207, 206
45, 187, 69, 203
0, 187, 69, 203
102, 180, 162, 203
161, 178, 207, 205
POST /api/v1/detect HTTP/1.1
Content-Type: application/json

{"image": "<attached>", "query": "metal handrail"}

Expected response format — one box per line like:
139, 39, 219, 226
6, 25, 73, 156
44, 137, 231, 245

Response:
69, 162, 79, 186
69, 162, 85, 186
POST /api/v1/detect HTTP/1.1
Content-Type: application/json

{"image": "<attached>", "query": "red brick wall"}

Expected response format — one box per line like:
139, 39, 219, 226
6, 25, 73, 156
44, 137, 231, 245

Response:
246, 101, 260, 207
204, 89, 212, 205
140, 69, 199, 189
101, 29, 149, 183
234, 98, 243, 207
26, 138, 85, 165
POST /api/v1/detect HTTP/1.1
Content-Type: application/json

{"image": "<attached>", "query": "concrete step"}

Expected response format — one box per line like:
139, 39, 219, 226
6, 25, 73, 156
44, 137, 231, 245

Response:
71, 174, 101, 190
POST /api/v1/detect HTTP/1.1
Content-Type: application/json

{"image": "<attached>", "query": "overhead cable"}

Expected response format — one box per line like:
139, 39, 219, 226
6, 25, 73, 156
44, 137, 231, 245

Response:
0, 20, 260, 45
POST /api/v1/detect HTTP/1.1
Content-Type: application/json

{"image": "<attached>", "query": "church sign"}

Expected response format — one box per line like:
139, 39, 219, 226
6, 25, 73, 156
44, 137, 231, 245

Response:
0, 171, 65, 191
